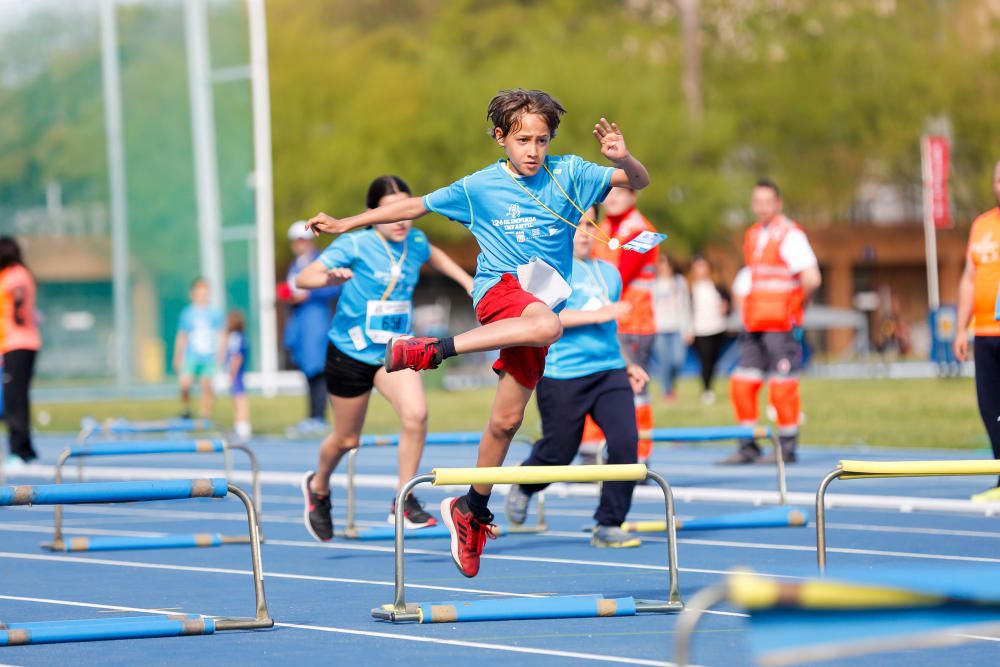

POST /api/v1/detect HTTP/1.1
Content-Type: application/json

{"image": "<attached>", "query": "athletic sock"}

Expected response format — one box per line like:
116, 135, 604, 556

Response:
465, 487, 491, 520
440, 336, 458, 359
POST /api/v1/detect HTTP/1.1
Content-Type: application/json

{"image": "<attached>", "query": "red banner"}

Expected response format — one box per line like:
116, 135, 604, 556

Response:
923, 135, 951, 229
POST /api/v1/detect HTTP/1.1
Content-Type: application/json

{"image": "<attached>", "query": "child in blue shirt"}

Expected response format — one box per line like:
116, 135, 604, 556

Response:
174, 278, 223, 419
225, 310, 251, 442
307, 89, 650, 577
297, 175, 473, 541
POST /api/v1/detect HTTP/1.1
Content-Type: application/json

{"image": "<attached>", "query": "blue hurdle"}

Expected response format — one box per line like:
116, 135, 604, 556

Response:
646, 425, 789, 504
606, 426, 807, 534
1, 478, 271, 645
46, 440, 262, 553
378, 594, 637, 624
79, 417, 216, 440
0, 615, 216, 646
344, 431, 543, 539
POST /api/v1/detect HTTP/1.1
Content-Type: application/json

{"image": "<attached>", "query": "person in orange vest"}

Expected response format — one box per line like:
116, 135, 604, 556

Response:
955, 160, 1000, 502
589, 186, 659, 464
722, 180, 821, 465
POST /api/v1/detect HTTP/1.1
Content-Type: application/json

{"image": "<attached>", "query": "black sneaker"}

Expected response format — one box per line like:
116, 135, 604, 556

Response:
388, 494, 438, 529
301, 471, 333, 541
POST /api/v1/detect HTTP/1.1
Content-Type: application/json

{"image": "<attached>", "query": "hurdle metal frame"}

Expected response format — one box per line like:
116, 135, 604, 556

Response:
372, 463, 683, 623
816, 459, 1000, 572
343, 432, 546, 539
45, 439, 262, 552
674, 582, 730, 666
1, 478, 272, 645
640, 426, 789, 504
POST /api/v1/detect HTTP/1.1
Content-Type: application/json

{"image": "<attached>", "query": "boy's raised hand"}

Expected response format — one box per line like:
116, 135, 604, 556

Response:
593, 118, 629, 163
307, 212, 349, 236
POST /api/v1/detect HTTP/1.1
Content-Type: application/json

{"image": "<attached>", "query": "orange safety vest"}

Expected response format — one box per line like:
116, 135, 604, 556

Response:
742, 217, 805, 333
592, 209, 659, 335
967, 207, 1000, 336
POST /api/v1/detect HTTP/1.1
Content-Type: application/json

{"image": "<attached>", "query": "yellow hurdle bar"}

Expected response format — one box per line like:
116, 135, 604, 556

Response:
726, 571, 942, 610
839, 459, 1000, 480
432, 464, 647, 487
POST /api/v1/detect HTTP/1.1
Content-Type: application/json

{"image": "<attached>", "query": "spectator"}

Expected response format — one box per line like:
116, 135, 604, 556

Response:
0, 236, 41, 470
689, 255, 731, 405
650, 253, 691, 401
173, 278, 223, 420
225, 310, 251, 442
282, 221, 341, 437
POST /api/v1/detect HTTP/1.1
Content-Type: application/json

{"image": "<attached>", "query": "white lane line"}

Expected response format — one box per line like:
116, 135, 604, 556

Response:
0, 523, 162, 538
11, 462, 1000, 516
0, 594, 680, 666
263, 538, 774, 586
278, 621, 679, 666
12, 501, 998, 543
7, 512, 997, 569
268, 532, 1000, 568
0, 547, 748, 620
0, 551, 541, 599
825, 522, 1000, 539
0, 594, 184, 616
675, 537, 1000, 564
956, 633, 1000, 643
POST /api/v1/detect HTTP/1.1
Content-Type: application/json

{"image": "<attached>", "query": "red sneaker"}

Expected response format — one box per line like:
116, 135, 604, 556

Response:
440, 496, 496, 578
384, 335, 443, 373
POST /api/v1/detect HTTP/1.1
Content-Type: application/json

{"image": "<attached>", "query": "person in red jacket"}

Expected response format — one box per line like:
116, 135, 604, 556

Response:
589, 187, 659, 464
723, 180, 821, 464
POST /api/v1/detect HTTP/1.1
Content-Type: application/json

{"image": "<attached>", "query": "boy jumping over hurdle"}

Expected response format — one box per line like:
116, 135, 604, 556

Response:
308, 89, 651, 578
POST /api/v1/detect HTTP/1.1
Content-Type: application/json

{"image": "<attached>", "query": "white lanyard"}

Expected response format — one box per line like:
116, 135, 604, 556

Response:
375, 231, 408, 301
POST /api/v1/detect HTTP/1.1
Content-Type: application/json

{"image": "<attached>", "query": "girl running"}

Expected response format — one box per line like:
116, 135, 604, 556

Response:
299, 175, 473, 541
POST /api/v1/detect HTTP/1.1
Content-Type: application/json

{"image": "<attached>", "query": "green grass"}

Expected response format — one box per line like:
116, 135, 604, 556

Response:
31, 376, 988, 450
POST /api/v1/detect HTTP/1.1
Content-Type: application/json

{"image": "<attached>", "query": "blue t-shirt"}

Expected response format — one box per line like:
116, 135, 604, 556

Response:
319, 227, 432, 366
178, 305, 223, 361
424, 155, 614, 306
285, 250, 340, 377
544, 258, 626, 380
225, 330, 248, 376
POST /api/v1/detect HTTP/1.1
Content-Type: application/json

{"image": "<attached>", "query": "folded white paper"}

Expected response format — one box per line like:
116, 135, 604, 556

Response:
517, 257, 572, 309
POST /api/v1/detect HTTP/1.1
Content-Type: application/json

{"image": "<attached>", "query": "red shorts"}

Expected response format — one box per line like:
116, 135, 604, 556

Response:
475, 273, 548, 390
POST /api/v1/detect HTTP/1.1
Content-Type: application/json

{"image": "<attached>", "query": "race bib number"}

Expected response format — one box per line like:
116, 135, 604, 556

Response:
365, 300, 412, 344
622, 231, 668, 254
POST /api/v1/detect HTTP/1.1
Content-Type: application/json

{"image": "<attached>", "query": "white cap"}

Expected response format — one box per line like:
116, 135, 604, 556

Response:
287, 221, 313, 241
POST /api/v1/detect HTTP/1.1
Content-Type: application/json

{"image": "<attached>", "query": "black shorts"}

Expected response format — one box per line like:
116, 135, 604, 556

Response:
324, 343, 381, 398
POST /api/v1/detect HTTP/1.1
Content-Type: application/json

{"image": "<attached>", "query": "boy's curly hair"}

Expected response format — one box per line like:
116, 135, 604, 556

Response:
487, 89, 566, 139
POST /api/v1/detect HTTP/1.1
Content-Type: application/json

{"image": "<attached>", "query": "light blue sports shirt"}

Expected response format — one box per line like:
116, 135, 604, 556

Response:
319, 228, 431, 366
423, 155, 614, 307
544, 258, 626, 380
